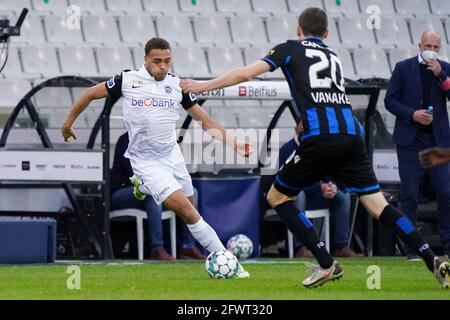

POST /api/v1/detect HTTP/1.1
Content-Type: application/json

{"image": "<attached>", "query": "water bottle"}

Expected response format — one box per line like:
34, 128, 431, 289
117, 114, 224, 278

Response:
427, 106, 433, 122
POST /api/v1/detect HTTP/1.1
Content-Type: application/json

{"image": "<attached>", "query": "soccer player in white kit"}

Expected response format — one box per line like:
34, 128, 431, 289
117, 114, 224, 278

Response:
61, 38, 251, 278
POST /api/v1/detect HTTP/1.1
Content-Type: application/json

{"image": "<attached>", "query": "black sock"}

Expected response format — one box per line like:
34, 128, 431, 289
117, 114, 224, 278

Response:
379, 204, 436, 272
274, 201, 334, 269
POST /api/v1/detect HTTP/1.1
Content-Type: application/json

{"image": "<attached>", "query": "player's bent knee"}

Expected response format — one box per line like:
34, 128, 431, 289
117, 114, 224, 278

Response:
359, 191, 389, 219
267, 186, 291, 208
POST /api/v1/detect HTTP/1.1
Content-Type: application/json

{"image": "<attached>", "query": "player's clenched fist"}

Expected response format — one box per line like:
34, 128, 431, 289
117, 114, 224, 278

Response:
61, 124, 77, 142
234, 140, 254, 158
181, 78, 207, 94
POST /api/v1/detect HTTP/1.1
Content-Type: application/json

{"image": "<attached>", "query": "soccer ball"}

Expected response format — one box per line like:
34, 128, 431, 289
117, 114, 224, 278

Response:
205, 250, 239, 279
227, 234, 254, 259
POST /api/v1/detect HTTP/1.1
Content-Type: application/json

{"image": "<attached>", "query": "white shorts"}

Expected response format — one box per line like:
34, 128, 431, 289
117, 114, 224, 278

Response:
129, 145, 194, 206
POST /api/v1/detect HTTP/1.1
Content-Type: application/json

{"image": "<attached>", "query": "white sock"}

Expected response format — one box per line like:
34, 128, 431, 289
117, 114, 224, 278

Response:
187, 217, 225, 253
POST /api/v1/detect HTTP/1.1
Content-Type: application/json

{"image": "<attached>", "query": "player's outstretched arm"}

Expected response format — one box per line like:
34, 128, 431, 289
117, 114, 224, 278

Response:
181, 61, 271, 94
187, 104, 253, 157
61, 82, 108, 142
419, 147, 450, 169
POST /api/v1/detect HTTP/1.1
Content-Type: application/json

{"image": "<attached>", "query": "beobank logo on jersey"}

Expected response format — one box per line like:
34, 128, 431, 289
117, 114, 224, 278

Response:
131, 97, 177, 108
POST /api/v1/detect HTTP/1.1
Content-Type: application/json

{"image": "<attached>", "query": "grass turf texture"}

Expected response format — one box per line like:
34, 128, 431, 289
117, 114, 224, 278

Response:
0, 257, 448, 300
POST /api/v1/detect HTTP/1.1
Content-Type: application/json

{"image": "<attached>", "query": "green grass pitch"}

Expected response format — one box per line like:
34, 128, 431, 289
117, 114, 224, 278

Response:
0, 257, 448, 300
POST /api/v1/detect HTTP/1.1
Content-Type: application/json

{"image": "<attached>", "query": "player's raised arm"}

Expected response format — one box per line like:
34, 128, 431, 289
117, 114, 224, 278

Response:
61, 82, 108, 142
186, 104, 253, 157
181, 60, 271, 94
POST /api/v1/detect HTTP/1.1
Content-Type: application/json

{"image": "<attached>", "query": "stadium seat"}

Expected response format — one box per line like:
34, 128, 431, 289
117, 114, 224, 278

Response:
286, 0, 325, 13
96, 47, 134, 77
410, 18, 447, 44
439, 48, 449, 62
32, 86, 73, 109
31, 0, 68, 14
208, 47, 245, 76
323, 0, 360, 17
238, 112, 271, 128
429, 0, 450, 15
72, 87, 106, 108
215, 0, 252, 15
109, 209, 176, 261
353, 48, 391, 79
260, 101, 282, 110
266, 16, 298, 45
265, 208, 330, 258
142, 0, 181, 15
132, 47, 145, 69
59, 46, 98, 76
200, 100, 224, 108
44, 15, 84, 45
349, 94, 370, 109
394, 0, 431, 16
0, 47, 24, 79
333, 48, 358, 80
359, 0, 396, 15
171, 46, 210, 78
243, 47, 284, 79
105, 0, 144, 13
179, 0, 217, 15
389, 47, 419, 71
324, 18, 341, 47
223, 101, 261, 108
229, 16, 267, 47
82, 15, 121, 45
275, 109, 297, 128
210, 112, 238, 128
156, 16, 195, 46
0, 0, 31, 14
69, 0, 107, 15
340, 17, 377, 47
375, 17, 412, 48
445, 19, 450, 44
21, 46, 60, 78
0, 79, 32, 108
193, 16, 232, 46
131, 48, 175, 74
119, 16, 156, 46
10, 14, 46, 45
251, 0, 289, 16
378, 105, 396, 130
244, 47, 270, 65
288, 209, 330, 258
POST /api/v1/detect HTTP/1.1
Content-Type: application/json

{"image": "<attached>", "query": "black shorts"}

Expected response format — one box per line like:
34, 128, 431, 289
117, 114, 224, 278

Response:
274, 134, 380, 196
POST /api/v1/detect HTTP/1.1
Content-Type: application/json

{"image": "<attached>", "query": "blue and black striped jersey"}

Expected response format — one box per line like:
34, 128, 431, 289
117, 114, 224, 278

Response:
263, 37, 364, 139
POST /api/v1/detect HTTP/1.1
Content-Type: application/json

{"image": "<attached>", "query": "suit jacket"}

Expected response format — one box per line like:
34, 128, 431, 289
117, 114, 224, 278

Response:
385, 56, 450, 147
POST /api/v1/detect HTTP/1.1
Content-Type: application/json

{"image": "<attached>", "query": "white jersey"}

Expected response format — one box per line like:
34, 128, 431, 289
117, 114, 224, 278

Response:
105, 66, 198, 160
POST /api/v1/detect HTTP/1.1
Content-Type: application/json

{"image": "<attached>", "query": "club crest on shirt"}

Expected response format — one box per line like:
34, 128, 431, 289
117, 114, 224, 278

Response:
107, 77, 115, 89
189, 92, 197, 101
164, 85, 173, 94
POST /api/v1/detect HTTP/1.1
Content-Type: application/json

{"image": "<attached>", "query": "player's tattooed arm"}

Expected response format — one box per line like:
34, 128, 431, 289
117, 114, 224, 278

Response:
187, 104, 253, 157
61, 82, 108, 142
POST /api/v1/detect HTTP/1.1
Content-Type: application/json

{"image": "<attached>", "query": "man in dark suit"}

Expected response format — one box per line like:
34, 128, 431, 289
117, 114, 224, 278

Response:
385, 29, 450, 259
